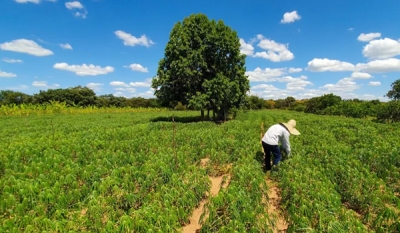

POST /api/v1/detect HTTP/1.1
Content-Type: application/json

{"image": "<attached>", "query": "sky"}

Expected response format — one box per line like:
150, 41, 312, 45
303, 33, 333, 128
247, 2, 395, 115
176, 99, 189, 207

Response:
1, 0, 400, 101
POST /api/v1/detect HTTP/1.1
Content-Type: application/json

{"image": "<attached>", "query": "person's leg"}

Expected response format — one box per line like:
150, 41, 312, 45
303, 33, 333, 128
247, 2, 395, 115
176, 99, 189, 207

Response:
262, 141, 272, 170
270, 145, 282, 166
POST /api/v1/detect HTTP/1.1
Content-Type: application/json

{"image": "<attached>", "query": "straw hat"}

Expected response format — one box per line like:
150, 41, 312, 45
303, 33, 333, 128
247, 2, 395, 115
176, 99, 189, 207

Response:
282, 119, 300, 135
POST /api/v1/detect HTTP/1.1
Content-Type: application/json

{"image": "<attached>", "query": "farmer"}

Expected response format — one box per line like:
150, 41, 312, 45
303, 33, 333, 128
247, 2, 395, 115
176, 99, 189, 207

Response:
261, 119, 300, 171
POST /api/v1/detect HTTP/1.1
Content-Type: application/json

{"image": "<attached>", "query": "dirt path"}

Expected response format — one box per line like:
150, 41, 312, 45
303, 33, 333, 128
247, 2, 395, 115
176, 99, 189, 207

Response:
265, 177, 288, 233
181, 158, 231, 233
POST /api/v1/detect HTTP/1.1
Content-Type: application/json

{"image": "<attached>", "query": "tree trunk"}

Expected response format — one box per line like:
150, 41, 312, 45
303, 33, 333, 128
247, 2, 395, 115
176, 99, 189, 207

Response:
200, 109, 204, 121
207, 109, 210, 120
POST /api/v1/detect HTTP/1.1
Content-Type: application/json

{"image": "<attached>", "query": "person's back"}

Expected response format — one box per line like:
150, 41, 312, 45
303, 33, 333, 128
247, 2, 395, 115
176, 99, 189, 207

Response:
262, 123, 289, 147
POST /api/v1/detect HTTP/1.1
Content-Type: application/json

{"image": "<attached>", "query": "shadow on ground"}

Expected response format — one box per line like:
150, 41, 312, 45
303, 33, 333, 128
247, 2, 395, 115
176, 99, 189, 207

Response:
150, 116, 227, 124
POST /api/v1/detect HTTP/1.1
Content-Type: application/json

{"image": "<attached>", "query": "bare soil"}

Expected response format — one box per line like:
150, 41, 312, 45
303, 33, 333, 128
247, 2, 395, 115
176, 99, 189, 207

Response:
181, 158, 231, 233
265, 177, 288, 233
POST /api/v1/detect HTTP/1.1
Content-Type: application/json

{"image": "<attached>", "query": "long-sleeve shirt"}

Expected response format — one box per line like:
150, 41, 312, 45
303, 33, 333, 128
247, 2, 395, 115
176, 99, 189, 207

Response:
262, 123, 291, 155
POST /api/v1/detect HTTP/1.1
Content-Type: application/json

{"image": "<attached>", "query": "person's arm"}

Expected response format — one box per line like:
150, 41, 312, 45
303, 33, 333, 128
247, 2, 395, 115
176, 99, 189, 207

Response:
281, 131, 291, 155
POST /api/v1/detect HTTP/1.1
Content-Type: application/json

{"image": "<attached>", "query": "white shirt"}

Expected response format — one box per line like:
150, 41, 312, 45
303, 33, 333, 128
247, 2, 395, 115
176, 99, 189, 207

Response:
262, 124, 291, 155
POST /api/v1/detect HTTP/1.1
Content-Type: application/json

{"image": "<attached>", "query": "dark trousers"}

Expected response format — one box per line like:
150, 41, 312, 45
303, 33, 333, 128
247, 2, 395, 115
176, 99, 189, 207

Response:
262, 141, 282, 170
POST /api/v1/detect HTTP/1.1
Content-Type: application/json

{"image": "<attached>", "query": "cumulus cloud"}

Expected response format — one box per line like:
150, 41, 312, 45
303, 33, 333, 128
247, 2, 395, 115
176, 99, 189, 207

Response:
280, 11, 301, 24
306, 58, 355, 72
245, 67, 286, 82
350, 72, 372, 79
279, 75, 313, 91
288, 67, 302, 73
110, 81, 129, 87
65, 1, 87, 18
369, 81, 381, 86
239, 38, 254, 56
125, 63, 148, 72
356, 58, 400, 73
0, 70, 17, 78
60, 43, 72, 50
362, 38, 400, 59
15, 0, 56, 3
358, 32, 381, 42
129, 81, 151, 87
115, 30, 154, 47
86, 82, 103, 91
254, 36, 294, 62
53, 63, 114, 76
2, 58, 23, 63
0, 39, 53, 56
321, 78, 359, 92
32, 81, 60, 88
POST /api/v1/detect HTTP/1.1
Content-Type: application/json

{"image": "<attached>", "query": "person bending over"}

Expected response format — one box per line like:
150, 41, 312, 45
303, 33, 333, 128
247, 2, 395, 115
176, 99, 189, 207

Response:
261, 119, 300, 171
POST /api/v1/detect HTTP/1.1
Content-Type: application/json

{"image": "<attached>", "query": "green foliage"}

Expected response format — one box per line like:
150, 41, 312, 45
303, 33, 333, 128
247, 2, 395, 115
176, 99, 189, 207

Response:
0, 90, 33, 106
385, 79, 400, 100
152, 13, 249, 119
304, 93, 342, 114
376, 100, 400, 123
1, 109, 399, 232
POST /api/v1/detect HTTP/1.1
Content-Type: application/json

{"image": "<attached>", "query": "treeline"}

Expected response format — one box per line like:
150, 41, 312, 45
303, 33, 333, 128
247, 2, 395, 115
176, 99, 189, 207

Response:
245, 93, 400, 123
1, 86, 399, 123
0, 86, 160, 108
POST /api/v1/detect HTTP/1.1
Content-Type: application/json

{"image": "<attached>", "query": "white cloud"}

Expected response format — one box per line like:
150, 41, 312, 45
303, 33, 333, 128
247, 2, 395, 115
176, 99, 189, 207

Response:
350, 72, 372, 79
15, 0, 40, 3
357, 32, 381, 42
245, 67, 286, 82
115, 30, 154, 47
288, 67, 302, 73
0, 39, 53, 56
239, 38, 254, 56
126, 63, 148, 72
369, 81, 381, 86
279, 75, 313, 91
129, 81, 151, 87
15, 0, 56, 3
348, 28, 354, 31
86, 82, 103, 91
135, 89, 155, 98
0, 71, 17, 78
65, 1, 87, 18
254, 36, 294, 62
110, 81, 129, 87
280, 11, 301, 24
53, 63, 114, 76
60, 43, 72, 50
2, 58, 23, 63
362, 38, 400, 59
321, 77, 359, 92
356, 58, 400, 73
306, 58, 355, 72
32, 81, 60, 88
65, 1, 83, 9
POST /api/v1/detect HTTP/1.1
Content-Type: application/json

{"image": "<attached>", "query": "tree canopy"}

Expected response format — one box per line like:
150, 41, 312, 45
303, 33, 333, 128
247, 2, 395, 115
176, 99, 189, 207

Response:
151, 13, 249, 120
385, 79, 400, 100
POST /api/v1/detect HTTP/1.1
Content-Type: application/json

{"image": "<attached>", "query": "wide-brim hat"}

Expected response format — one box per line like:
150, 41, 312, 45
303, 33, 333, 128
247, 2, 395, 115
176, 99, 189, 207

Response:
282, 119, 300, 135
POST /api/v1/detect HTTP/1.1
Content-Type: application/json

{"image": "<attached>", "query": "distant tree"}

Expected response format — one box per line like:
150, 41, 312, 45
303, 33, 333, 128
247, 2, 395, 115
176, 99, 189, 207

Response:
285, 96, 296, 107
385, 79, 400, 100
264, 100, 275, 109
152, 13, 249, 120
33, 86, 97, 107
248, 95, 265, 109
305, 93, 342, 114
0, 90, 33, 105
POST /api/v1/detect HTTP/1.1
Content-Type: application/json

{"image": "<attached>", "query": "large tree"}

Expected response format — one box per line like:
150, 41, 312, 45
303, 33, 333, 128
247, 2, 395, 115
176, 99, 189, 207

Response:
385, 79, 400, 100
151, 13, 249, 120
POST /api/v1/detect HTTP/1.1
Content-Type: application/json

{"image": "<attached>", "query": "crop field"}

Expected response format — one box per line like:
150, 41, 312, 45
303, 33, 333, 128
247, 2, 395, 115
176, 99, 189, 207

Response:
1, 109, 399, 232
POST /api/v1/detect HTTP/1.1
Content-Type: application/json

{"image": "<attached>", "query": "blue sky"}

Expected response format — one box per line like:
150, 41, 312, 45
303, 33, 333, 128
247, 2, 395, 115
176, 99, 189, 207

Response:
1, 0, 400, 101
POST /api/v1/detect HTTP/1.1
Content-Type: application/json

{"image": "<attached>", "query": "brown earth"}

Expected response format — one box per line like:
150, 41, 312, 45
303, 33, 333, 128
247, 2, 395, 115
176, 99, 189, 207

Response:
265, 177, 288, 233
181, 158, 231, 233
